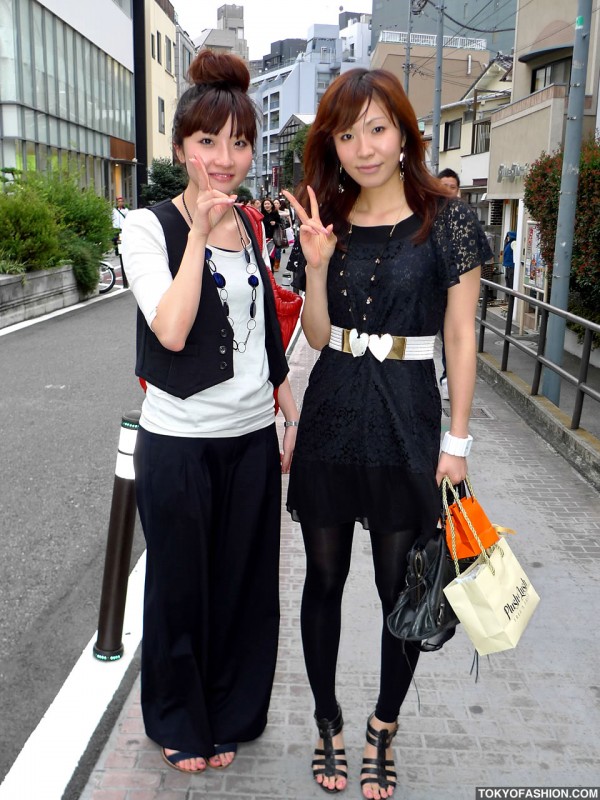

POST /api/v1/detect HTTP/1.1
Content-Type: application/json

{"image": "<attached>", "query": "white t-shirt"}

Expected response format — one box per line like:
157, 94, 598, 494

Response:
112, 206, 129, 230
121, 208, 276, 438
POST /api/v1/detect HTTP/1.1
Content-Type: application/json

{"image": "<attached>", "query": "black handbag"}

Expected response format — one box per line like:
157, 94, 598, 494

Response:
272, 224, 286, 248
387, 529, 460, 652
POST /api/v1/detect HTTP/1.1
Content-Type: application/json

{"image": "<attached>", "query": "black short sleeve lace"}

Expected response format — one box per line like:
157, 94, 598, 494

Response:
286, 198, 491, 535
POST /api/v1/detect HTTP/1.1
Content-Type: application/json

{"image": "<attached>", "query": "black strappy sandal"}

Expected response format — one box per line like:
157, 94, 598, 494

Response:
311, 704, 348, 793
360, 713, 398, 797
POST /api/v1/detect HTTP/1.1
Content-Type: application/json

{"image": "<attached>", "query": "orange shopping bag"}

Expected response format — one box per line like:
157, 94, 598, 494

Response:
442, 476, 511, 560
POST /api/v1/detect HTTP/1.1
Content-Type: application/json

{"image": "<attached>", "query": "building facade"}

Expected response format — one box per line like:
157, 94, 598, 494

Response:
371, 31, 491, 118
486, 0, 600, 330
371, 0, 517, 58
194, 3, 248, 61
249, 13, 372, 198
0, 0, 135, 202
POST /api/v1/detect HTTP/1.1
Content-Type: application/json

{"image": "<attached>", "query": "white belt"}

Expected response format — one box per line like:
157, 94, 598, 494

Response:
328, 325, 435, 362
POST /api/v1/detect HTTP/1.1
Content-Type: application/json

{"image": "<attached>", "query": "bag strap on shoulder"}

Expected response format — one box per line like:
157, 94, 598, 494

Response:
240, 205, 264, 252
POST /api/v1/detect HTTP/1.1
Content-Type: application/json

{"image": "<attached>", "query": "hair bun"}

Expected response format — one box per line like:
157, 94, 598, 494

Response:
187, 50, 250, 93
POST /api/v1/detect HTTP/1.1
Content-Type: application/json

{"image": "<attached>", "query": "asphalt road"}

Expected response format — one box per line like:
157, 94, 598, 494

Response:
0, 291, 145, 782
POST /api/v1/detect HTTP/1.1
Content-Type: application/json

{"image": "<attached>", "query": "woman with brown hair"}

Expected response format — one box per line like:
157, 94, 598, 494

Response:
122, 50, 298, 774
284, 67, 491, 798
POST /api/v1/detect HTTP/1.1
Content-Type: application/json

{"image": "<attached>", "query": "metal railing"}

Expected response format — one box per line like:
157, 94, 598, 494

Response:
477, 278, 600, 430
378, 30, 487, 50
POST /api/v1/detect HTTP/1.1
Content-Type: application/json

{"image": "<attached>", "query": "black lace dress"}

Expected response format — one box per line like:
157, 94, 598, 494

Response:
287, 198, 493, 535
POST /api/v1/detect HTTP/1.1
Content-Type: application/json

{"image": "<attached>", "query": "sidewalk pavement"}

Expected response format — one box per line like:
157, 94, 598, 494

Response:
79, 332, 600, 800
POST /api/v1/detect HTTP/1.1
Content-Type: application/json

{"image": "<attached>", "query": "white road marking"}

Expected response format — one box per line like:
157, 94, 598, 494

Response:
0, 551, 146, 800
0, 287, 126, 337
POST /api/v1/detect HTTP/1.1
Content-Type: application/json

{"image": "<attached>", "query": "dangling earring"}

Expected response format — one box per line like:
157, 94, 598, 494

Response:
338, 163, 345, 193
399, 149, 406, 181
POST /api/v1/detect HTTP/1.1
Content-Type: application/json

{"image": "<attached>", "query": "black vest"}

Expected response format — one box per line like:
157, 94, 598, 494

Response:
135, 200, 288, 399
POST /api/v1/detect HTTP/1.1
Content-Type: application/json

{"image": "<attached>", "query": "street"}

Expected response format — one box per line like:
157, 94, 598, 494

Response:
1, 267, 599, 798
0, 290, 144, 783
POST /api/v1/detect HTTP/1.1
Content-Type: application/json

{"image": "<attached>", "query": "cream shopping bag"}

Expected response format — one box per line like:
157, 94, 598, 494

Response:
443, 538, 540, 656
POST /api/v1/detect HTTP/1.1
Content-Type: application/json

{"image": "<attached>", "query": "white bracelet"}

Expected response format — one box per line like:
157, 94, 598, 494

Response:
441, 431, 473, 457
284, 420, 299, 428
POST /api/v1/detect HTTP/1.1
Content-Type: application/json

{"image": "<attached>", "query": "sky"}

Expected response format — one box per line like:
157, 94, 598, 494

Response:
172, 0, 374, 61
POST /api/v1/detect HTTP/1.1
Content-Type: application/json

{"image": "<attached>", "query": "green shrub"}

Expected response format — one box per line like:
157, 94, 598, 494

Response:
22, 171, 114, 260
66, 237, 100, 295
524, 134, 600, 341
140, 157, 187, 205
0, 188, 62, 269
0, 253, 26, 275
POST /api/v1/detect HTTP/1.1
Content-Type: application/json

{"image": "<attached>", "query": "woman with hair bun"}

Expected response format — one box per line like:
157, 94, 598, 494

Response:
121, 50, 298, 774
284, 67, 491, 798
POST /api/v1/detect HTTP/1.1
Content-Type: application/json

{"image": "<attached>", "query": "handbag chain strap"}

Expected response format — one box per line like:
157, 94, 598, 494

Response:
442, 476, 496, 576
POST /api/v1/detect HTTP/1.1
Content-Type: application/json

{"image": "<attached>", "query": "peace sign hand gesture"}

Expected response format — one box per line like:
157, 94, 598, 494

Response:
282, 186, 336, 272
188, 155, 237, 236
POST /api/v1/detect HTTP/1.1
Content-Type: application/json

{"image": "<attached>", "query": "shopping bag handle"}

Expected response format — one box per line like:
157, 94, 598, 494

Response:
442, 476, 495, 576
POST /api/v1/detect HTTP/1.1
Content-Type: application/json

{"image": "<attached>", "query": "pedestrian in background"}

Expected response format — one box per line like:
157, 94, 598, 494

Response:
261, 197, 283, 270
503, 230, 516, 288
436, 168, 461, 400
284, 67, 491, 798
111, 195, 129, 255
121, 49, 298, 776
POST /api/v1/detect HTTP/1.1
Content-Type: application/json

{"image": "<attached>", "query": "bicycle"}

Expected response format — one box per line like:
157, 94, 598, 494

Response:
98, 260, 116, 294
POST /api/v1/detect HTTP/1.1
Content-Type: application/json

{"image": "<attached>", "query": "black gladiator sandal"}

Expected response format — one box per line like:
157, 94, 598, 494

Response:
312, 704, 348, 794
360, 713, 398, 797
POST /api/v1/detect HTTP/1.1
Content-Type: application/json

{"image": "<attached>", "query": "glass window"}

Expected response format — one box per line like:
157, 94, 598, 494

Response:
97, 52, 107, 132
65, 27, 77, 122
33, 3, 46, 110
165, 36, 172, 73
157, 31, 162, 65
19, 0, 34, 106
112, 59, 120, 135
37, 111, 48, 143
158, 96, 165, 133
472, 119, 490, 154
45, 13, 57, 115
2, 104, 21, 137
151, 33, 155, 59
270, 92, 279, 109
75, 34, 85, 126
56, 23, 68, 118
0, 0, 17, 100
84, 39, 93, 128
25, 140, 36, 171
532, 58, 571, 93
444, 118, 461, 150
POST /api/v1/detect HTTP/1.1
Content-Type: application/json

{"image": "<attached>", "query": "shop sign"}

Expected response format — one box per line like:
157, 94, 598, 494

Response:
497, 162, 528, 182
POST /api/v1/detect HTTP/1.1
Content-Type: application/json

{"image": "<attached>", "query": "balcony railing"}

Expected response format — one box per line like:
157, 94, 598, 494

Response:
378, 30, 487, 50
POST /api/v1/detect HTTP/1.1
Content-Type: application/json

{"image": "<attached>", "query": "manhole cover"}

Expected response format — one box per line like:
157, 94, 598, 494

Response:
442, 407, 493, 420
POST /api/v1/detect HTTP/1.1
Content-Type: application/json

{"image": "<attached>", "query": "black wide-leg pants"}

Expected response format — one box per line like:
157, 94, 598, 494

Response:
134, 423, 282, 756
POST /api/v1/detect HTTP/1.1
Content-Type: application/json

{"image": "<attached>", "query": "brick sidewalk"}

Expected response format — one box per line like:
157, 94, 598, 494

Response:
80, 335, 600, 800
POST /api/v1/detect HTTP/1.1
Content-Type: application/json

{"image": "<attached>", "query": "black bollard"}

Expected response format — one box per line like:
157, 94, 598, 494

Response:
93, 410, 141, 662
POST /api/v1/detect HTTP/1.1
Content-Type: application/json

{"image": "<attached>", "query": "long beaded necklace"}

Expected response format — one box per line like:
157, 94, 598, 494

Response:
181, 190, 194, 226
182, 192, 259, 354
340, 202, 406, 333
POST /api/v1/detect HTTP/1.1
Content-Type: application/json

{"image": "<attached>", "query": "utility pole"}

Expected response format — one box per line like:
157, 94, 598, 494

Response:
430, 2, 444, 175
405, 0, 427, 96
542, 0, 593, 404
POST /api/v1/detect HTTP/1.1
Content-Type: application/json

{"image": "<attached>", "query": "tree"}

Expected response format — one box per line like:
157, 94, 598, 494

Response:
282, 124, 312, 189
523, 134, 600, 334
140, 158, 188, 205
235, 184, 253, 203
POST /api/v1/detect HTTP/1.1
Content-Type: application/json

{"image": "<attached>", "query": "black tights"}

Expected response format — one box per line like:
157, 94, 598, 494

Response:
300, 522, 420, 724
